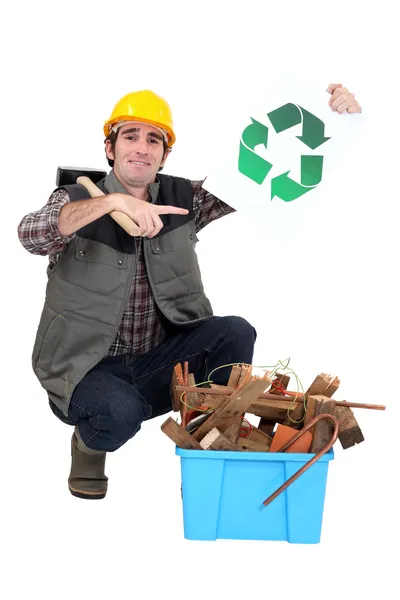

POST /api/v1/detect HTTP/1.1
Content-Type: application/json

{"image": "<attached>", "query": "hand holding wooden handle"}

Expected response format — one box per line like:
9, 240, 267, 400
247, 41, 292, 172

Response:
76, 176, 141, 237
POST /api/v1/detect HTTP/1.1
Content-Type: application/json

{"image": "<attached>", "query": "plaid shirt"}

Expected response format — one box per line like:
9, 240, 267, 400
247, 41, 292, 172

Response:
18, 179, 235, 356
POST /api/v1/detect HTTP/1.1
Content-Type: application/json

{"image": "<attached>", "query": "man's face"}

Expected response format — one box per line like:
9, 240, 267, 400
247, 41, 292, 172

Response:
105, 122, 169, 188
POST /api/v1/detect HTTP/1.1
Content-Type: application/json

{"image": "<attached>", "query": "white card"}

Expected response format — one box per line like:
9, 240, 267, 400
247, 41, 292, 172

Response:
202, 77, 362, 240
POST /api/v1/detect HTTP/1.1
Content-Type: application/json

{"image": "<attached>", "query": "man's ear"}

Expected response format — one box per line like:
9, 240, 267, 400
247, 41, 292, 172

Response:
160, 147, 171, 168
105, 139, 115, 161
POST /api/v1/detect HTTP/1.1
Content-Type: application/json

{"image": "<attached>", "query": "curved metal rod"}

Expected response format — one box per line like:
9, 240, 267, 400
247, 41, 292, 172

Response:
262, 413, 340, 507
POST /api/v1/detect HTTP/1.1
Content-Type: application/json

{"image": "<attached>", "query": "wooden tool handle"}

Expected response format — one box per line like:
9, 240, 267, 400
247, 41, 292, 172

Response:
76, 176, 140, 237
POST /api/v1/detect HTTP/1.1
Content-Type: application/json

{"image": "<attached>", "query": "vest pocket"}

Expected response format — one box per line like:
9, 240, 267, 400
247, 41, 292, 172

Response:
75, 237, 127, 268
34, 309, 111, 383
35, 313, 67, 372
149, 221, 198, 254
32, 303, 61, 370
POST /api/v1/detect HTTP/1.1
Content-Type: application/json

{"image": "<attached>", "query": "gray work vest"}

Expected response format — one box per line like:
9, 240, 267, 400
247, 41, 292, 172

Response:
32, 174, 213, 416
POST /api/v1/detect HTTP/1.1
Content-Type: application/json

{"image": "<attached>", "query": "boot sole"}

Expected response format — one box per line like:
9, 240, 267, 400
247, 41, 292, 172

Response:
68, 484, 107, 500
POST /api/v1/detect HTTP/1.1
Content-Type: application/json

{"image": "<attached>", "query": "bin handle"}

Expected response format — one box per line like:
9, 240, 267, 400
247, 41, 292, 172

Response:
262, 413, 340, 507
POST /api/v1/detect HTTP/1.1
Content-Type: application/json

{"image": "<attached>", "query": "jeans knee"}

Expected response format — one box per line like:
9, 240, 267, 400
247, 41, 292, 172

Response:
94, 397, 152, 446
224, 315, 257, 343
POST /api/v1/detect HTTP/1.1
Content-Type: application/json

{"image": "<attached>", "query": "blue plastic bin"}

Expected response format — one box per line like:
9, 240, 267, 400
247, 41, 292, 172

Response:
176, 447, 334, 543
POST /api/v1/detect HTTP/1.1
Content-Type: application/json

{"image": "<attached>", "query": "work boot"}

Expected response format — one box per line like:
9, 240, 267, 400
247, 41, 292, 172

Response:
68, 427, 108, 500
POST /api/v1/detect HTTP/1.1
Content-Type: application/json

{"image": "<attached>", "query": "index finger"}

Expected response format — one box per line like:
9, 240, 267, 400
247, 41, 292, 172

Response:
155, 205, 190, 215
326, 82, 342, 94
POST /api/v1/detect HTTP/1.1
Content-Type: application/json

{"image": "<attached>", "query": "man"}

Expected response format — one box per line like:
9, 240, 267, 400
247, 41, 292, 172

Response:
17, 83, 362, 500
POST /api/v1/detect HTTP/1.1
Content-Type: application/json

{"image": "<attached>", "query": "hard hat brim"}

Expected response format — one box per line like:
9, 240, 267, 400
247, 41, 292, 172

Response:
104, 115, 176, 147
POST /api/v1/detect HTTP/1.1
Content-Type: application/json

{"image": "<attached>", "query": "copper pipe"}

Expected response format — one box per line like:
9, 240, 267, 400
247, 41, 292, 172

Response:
262, 414, 339, 507
174, 385, 386, 411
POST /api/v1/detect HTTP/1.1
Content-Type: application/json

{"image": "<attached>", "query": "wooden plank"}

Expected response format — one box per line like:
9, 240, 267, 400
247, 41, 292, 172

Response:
324, 375, 340, 397
176, 385, 386, 411
227, 364, 243, 388
245, 426, 272, 448
210, 378, 270, 427
209, 384, 227, 391
237, 364, 253, 386
334, 405, 365, 449
303, 394, 319, 428
192, 379, 270, 441
259, 373, 289, 436
245, 398, 298, 421
304, 373, 340, 432
223, 416, 243, 444
306, 373, 339, 397
282, 399, 306, 430
317, 374, 363, 449
269, 373, 290, 393
200, 428, 242, 451
217, 366, 259, 444
204, 391, 298, 421
239, 437, 270, 452
170, 363, 184, 412
199, 384, 232, 415
182, 373, 203, 428
211, 364, 250, 394
186, 373, 202, 407
309, 396, 336, 453
204, 394, 299, 422
193, 395, 233, 438
161, 417, 203, 450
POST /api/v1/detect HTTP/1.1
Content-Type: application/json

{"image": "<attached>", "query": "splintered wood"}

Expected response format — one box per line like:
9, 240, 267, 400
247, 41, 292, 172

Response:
162, 363, 383, 455
304, 373, 365, 450
192, 378, 270, 441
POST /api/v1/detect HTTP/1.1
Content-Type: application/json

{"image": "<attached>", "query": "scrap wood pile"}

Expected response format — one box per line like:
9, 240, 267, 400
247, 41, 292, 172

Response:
161, 362, 386, 455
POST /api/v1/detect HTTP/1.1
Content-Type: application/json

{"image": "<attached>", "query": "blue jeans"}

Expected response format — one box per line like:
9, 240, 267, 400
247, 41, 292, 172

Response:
49, 316, 257, 452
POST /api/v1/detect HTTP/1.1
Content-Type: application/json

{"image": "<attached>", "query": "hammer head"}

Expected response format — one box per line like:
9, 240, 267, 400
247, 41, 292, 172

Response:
56, 167, 107, 187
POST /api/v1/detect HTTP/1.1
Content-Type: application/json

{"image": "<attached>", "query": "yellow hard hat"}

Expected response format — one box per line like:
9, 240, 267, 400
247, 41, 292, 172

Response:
103, 90, 176, 147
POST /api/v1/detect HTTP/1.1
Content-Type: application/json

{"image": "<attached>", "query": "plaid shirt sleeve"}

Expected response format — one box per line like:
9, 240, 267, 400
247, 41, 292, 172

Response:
192, 179, 236, 233
17, 189, 76, 256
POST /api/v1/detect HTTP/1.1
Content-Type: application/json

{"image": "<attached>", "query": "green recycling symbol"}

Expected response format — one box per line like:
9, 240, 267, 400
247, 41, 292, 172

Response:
238, 103, 331, 202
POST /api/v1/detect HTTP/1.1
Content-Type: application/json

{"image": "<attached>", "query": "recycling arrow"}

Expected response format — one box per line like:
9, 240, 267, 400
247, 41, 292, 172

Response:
301, 155, 323, 186
268, 103, 331, 150
267, 102, 301, 133
271, 156, 323, 202
238, 118, 272, 185
271, 171, 311, 202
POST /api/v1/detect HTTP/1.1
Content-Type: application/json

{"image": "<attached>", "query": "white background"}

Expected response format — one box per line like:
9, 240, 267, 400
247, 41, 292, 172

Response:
1, 1, 399, 598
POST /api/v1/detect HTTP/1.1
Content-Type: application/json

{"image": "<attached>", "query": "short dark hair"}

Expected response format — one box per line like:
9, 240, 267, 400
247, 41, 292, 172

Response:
104, 127, 169, 170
